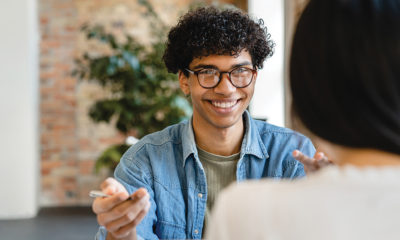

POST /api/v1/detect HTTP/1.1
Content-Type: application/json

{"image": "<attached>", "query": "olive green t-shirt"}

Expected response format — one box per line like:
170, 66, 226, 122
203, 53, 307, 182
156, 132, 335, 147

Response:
197, 146, 240, 234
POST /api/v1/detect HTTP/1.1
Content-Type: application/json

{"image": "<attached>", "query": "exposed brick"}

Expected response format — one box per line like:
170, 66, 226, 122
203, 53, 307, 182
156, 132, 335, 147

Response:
41, 160, 63, 175
79, 160, 96, 175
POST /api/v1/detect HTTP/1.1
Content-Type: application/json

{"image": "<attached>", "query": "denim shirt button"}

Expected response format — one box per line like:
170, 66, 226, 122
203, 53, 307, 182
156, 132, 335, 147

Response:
194, 229, 199, 234
197, 193, 203, 198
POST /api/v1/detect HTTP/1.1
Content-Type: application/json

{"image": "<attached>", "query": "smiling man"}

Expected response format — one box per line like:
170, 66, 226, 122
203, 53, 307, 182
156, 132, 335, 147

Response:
93, 6, 315, 240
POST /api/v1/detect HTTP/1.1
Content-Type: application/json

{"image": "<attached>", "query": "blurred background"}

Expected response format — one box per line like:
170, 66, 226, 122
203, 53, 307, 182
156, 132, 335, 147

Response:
0, 0, 307, 238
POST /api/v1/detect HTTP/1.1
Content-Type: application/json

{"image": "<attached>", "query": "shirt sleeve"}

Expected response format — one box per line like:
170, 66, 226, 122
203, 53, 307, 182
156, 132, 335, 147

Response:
95, 226, 146, 240
283, 136, 315, 178
94, 145, 159, 240
95, 226, 107, 240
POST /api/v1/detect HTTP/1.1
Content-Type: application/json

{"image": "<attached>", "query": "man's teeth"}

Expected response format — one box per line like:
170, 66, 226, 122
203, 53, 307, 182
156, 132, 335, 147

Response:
212, 100, 237, 108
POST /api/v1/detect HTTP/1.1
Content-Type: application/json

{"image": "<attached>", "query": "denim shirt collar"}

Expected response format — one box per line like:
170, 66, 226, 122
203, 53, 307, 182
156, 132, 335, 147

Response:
181, 117, 198, 167
181, 110, 269, 167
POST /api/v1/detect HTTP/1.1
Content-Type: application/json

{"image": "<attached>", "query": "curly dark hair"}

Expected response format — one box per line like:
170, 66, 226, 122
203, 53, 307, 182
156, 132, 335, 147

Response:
163, 6, 274, 74
290, 0, 400, 155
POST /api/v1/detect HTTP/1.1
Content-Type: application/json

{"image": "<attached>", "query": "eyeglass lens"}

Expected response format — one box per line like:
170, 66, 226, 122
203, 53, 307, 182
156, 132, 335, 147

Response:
197, 67, 253, 88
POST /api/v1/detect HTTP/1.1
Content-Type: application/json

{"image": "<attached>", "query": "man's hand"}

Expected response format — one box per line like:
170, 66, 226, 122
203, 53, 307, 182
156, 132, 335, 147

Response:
292, 150, 333, 173
92, 178, 151, 240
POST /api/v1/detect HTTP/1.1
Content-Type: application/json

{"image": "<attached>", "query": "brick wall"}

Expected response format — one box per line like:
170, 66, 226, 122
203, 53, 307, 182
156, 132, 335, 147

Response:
40, 0, 80, 206
39, 0, 246, 206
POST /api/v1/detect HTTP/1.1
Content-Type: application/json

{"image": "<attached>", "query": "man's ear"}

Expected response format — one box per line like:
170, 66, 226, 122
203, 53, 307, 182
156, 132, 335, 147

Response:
178, 70, 190, 96
253, 70, 258, 83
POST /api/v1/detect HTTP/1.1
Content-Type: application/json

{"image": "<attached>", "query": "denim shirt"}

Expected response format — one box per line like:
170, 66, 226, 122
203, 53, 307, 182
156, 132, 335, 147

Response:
95, 111, 315, 240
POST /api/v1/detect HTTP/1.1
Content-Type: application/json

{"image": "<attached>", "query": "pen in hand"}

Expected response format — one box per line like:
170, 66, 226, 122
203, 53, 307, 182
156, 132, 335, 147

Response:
89, 190, 135, 200
89, 190, 111, 198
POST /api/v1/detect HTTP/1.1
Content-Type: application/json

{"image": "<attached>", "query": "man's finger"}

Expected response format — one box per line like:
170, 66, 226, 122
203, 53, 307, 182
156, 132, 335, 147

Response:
100, 177, 115, 190
315, 152, 333, 167
130, 188, 148, 200
100, 178, 126, 195
111, 218, 138, 239
108, 194, 150, 224
131, 201, 151, 227
101, 193, 150, 230
93, 191, 129, 214
314, 152, 325, 161
292, 150, 314, 165
110, 200, 151, 239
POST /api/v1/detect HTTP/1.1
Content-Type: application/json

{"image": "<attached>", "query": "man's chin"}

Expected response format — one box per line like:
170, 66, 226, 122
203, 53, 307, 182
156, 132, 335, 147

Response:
209, 116, 244, 130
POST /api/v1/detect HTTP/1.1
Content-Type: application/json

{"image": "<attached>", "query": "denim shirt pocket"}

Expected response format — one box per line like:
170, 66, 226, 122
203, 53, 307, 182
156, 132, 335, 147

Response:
153, 177, 188, 239
155, 220, 187, 239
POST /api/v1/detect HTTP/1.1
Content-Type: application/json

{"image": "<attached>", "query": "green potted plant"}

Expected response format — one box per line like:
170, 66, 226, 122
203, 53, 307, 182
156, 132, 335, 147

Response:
74, 0, 192, 174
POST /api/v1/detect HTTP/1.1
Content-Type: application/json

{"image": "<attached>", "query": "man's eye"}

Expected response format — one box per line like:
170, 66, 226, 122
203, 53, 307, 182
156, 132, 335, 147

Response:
233, 67, 247, 73
199, 69, 217, 75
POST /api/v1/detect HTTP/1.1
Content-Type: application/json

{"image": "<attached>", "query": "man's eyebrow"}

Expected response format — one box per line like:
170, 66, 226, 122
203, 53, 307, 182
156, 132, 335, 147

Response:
192, 61, 253, 70
231, 61, 252, 68
192, 64, 218, 70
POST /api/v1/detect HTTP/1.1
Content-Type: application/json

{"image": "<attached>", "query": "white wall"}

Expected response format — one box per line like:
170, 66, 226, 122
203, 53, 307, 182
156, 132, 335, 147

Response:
0, 0, 39, 218
248, 0, 285, 127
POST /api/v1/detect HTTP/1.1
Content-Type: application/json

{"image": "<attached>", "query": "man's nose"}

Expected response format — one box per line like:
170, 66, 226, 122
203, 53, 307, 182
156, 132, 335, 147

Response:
213, 73, 236, 95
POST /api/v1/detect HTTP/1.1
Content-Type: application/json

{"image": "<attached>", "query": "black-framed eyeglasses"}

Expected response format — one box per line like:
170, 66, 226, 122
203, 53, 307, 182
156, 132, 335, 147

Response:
185, 66, 257, 89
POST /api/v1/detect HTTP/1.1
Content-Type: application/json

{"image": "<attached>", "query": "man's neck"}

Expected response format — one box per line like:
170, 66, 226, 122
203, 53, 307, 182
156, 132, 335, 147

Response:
192, 117, 245, 156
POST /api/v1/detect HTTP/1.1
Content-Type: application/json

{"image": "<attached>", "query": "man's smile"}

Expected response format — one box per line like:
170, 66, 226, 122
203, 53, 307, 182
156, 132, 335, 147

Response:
210, 99, 239, 109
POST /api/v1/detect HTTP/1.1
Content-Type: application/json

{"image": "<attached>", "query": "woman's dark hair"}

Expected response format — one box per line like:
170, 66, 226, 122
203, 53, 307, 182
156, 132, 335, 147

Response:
290, 0, 400, 154
163, 6, 274, 74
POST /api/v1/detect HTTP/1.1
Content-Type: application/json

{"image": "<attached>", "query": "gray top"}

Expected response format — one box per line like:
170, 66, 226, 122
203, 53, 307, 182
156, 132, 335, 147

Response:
197, 146, 240, 234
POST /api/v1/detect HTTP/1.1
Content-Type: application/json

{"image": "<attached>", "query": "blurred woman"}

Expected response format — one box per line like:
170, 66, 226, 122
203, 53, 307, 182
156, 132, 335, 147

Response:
206, 0, 400, 239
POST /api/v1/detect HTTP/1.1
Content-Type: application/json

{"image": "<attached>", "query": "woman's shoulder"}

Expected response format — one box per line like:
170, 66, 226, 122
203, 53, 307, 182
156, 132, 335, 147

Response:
217, 166, 400, 211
